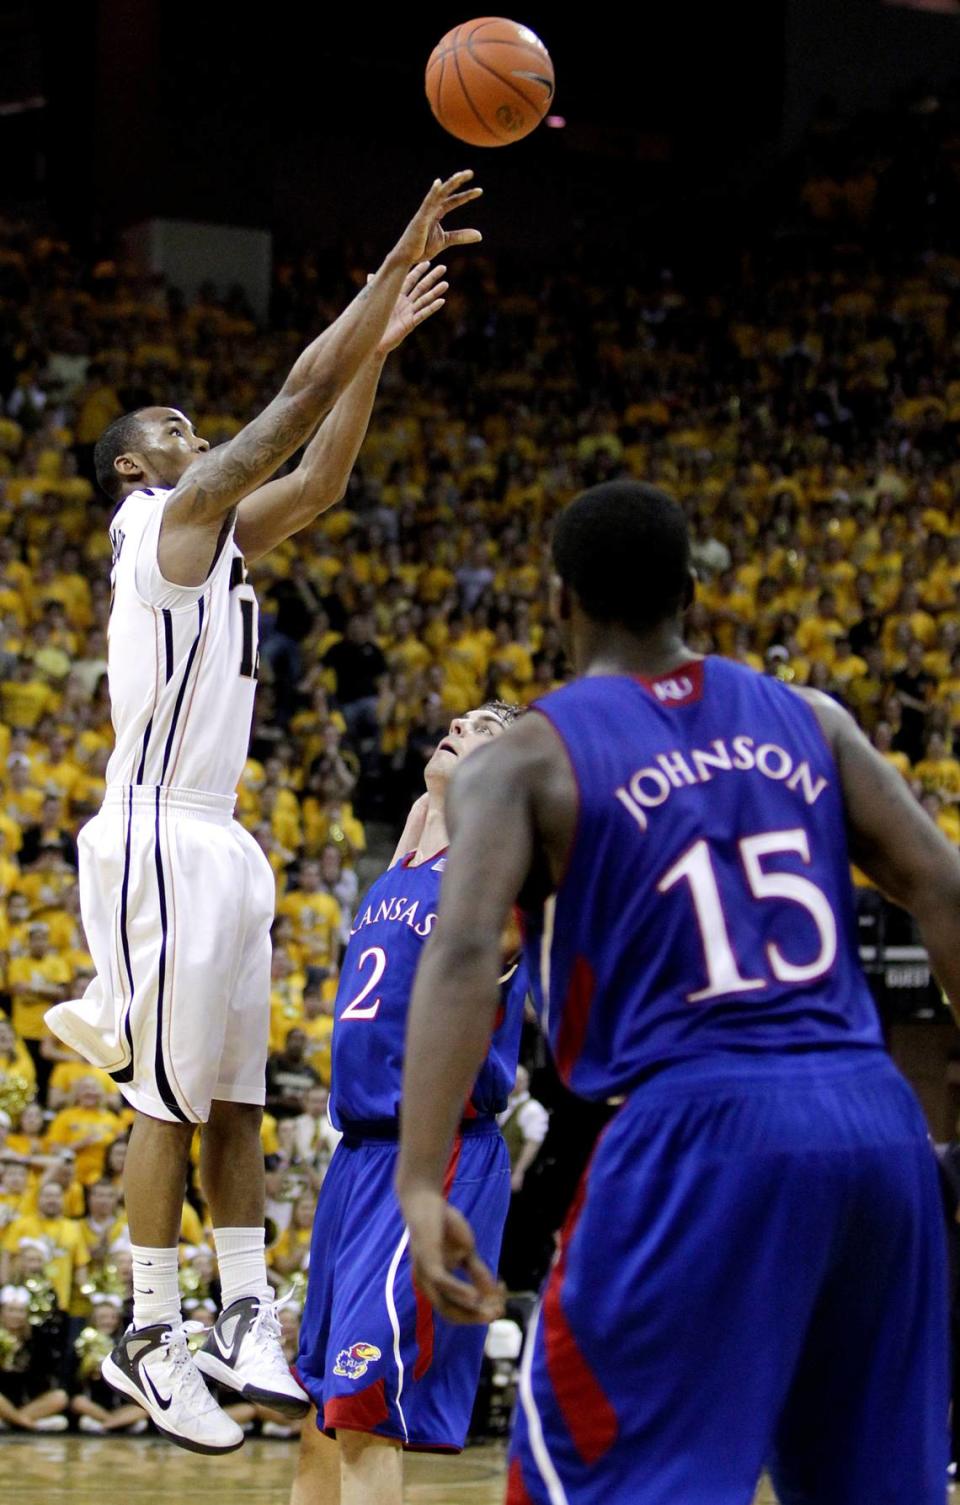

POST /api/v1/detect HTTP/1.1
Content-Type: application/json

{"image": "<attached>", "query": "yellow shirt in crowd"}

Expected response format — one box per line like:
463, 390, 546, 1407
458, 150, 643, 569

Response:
3, 1212, 89, 1309
45, 1104, 124, 1185
8, 953, 72, 1041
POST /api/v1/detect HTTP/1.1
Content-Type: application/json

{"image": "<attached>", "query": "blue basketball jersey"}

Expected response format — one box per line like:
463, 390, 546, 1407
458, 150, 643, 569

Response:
330, 848, 526, 1128
521, 659, 884, 1101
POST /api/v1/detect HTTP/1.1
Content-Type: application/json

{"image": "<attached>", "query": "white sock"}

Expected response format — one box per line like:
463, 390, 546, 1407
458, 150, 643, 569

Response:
130, 1245, 181, 1330
213, 1226, 272, 1309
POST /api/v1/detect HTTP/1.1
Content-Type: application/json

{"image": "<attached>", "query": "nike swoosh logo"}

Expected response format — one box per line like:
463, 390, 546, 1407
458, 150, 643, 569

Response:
218, 1329, 244, 1364
216, 1311, 252, 1365
142, 1368, 172, 1411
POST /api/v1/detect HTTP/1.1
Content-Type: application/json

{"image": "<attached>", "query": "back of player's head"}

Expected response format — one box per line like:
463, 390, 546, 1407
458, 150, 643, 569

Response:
552, 481, 691, 633
94, 410, 148, 502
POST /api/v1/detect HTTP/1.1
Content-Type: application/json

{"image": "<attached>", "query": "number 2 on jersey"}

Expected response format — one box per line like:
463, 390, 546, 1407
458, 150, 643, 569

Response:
341, 946, 387, 1020
657, 828, 837, 1003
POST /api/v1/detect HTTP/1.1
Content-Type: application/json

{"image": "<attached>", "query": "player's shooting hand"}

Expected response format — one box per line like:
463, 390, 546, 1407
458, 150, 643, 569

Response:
376, 262, 450, 355
396, 171, 483, 264
403, 1187, 505, 1326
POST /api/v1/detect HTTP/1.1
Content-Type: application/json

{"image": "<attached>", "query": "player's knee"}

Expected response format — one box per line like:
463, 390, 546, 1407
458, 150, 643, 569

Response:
338, 1428, 402, 1502
292, 1410, 339, 1501
130, 1109, 195, 1156
205, 1098, 263, 1141
296, 1407, 326, 1452
338, 1427, 400, 1463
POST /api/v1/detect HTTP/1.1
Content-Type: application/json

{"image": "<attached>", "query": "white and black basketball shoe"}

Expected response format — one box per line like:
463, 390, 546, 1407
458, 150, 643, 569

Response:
102, 1322, 245, 1454
194, 1296, 310, 1418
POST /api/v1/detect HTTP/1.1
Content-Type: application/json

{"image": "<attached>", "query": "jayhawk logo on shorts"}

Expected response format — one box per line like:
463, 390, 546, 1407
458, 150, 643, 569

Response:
333, 1342, 382, 1380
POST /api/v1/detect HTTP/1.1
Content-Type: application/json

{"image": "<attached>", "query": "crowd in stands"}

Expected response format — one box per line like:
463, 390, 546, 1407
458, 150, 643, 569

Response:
0, 83, 959, 1432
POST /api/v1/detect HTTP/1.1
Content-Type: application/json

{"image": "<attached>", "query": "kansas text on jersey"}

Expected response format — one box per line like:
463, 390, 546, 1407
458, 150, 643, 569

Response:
331, 848, 526, 1128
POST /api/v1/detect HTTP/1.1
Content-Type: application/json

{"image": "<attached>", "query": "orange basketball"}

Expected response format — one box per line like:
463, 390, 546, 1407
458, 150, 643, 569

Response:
425, 18, 555, 148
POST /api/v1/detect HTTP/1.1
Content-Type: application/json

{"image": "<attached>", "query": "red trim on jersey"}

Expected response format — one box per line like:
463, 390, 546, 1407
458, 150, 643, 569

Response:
324, 1377, 389, 1434
541, 1158, 618, 1465
506, 1455, 536, 1504
554, 954, 596, 1085
401, 845, 449, 870
412, 1277, 434, 1383
442, 1136, 463, 1197
411, 1136, 464, 1382
635, 658, 705, 706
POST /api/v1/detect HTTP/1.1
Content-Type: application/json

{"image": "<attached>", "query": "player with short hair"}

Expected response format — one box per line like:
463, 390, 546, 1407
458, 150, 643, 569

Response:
291, 703, 528, 1505
398, 480, 956, 1505
45, 172, 483, 1456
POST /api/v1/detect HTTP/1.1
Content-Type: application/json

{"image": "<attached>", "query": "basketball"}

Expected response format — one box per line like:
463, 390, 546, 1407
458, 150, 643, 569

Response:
425, 18, 555, 148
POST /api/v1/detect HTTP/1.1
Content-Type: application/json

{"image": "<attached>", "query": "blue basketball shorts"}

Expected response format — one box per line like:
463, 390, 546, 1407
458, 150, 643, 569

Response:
296, 1117, 510, 1451
506, 1050, 949, 1505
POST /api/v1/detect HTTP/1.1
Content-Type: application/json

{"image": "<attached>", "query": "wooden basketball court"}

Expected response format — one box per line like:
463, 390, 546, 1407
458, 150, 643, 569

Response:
0, 1433, 788, 1503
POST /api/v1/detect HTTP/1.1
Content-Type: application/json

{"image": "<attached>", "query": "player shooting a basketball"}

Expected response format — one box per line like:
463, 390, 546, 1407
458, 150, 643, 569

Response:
44, 171, 483, 1456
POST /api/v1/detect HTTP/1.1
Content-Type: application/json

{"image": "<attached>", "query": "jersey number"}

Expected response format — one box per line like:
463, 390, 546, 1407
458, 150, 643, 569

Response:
239, 598, 259, 680
657, 828, 837, 1003
341, 946, 387, 1020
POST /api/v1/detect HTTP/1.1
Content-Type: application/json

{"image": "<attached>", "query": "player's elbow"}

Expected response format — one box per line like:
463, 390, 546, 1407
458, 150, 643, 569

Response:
901, 858, 960, 927
300, 471, 346, 517
297, 434, 351, 507
424, 927, 501, 980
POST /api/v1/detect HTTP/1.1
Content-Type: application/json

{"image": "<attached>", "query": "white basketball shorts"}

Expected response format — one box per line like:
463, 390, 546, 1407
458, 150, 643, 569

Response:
46, 785, 275, 1124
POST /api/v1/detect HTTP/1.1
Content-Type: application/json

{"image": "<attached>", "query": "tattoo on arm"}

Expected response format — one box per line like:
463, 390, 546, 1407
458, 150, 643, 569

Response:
175, 392, 325, 523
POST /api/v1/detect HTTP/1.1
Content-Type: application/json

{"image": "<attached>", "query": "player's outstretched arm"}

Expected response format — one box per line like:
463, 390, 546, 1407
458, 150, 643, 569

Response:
157, 174, 481, 584
234, 262, 450, 564
802, 689, 960, 1021
396, 715, 565, 1323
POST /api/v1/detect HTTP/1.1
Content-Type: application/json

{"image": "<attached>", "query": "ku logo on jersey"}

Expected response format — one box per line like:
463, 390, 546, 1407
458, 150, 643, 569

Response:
333, 1341, 382, 1380
653, 676, 694, 703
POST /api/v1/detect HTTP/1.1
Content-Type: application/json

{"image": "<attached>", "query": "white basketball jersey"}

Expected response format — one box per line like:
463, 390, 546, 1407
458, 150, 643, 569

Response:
105, 488, 259, 798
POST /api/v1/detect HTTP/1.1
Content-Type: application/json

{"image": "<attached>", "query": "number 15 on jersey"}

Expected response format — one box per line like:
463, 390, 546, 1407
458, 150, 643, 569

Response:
658, 828, 838, 1004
